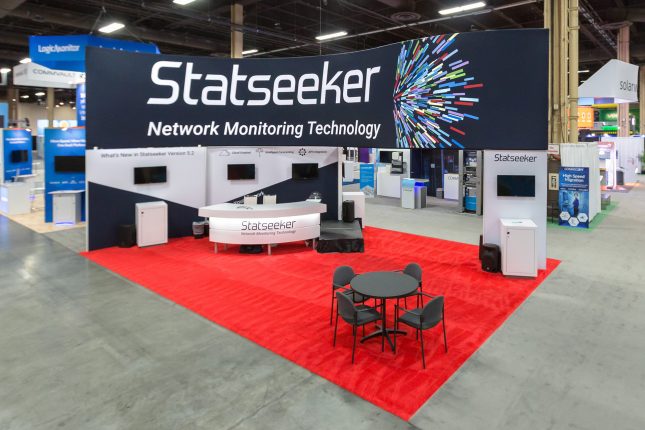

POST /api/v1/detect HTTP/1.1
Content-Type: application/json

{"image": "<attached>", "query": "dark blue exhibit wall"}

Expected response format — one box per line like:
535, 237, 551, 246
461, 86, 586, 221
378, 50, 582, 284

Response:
87, 162, 338, 250
88, 182, 198, 251
44, 127, 86, 222
2, 128, 32, 181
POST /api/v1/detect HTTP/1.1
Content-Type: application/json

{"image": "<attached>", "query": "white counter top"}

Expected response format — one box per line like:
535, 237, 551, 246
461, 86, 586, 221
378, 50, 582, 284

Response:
199, 201, 327, 219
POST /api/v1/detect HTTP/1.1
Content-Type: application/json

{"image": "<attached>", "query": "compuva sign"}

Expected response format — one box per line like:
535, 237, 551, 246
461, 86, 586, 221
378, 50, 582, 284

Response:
146, 61, 381, 106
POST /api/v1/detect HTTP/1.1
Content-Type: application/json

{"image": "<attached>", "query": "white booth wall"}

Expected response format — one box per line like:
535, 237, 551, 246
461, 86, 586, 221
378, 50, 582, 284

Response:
483, 150, 547, 270
560, 142, 601, 221
604, 136, 644, 184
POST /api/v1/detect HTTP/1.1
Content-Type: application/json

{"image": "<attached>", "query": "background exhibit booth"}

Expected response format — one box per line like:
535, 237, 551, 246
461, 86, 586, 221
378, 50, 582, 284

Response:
0, 128, 33, 216
85, 29, 548, 275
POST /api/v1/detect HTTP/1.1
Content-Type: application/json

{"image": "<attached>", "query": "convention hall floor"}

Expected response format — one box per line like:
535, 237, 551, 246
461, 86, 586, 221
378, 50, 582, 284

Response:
2, 181, 645, 429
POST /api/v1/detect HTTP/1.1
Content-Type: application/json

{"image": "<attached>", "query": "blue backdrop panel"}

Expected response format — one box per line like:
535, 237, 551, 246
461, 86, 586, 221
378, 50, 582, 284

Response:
76, 83, 86, 126
44, 128, 86, 222
2, 128, 32, 181
30, 35, 159, 72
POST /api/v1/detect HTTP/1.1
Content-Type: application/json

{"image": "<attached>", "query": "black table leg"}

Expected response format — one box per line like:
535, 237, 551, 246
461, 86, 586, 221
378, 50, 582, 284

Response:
360, 298, 406, 352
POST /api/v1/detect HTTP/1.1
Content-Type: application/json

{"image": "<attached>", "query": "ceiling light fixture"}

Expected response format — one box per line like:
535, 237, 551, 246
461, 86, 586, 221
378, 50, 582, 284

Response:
19, 57, 31, 64
20, 95, 29, 99
242, 49, 259, 55
98, 22, 125, 34
578, 69, 590, 74
438, 2, 486, 16
173, 0, 197, 5
316, 31, 348, 41
0, 67, 10, 73
35, 92, 45, 96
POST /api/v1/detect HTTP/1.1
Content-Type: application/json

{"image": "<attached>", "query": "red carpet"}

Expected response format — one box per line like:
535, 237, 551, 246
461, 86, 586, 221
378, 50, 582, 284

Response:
82, 227, 559, 420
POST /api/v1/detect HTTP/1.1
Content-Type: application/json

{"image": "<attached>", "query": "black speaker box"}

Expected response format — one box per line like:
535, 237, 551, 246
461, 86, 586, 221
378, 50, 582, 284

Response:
342, 200, 355, 223
481, 243, 500, 273
117, 224, 136, 248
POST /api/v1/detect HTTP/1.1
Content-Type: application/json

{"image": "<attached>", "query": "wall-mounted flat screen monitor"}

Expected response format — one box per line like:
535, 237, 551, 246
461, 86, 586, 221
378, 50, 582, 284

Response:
292, 163, 319, 180
54, 155, 85, 173
497, 175, 535, 197
227, 164, 255, 180
134, 166, 167, 184
10, 150, 29, 163
379, 151, 392, 163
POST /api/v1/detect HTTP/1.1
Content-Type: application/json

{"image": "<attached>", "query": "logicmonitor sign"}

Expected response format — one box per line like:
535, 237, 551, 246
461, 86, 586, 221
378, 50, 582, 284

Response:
87, 29, 548, 151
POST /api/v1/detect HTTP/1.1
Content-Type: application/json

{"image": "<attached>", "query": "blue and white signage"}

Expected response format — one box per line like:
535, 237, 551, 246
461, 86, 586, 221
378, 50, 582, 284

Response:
44, 128, 86, 222
2, 129, 32, 182
559, 167, 590, 228
30, 35, 159, 72
359, 164, 375, 197
76, 83, 86, 126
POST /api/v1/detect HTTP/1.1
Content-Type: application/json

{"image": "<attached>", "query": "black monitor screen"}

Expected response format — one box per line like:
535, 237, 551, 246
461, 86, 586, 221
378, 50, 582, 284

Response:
497, 175, 536, 197
10, 150, 29, 163
379, 151, 392, 163
134, 166, 167, 184
227, 164, 255, 180
292, 163, 319, 180
54, 155, 85, 173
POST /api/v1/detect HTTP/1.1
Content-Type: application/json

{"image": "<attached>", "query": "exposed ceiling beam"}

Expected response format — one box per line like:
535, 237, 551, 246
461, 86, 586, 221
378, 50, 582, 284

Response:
0, 0, 27, 19
7, 4, 229, 53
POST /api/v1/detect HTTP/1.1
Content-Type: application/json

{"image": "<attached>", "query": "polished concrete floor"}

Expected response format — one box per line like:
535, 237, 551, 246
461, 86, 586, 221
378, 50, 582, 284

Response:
2, 182, 645, 429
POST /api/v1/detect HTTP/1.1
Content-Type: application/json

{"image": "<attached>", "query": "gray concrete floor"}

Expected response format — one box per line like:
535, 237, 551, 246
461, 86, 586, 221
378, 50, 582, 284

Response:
1, 180, 645, 429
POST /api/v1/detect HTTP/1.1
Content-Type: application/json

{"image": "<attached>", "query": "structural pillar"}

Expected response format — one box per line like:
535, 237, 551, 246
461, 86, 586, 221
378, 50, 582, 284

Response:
8, 86, 18, 124
47, 87, 55, 126
639, 67, 645, 135
567, 0, 579, 143
617, 25, 630, 137
545, 0, 569, 144
230, 3, 243, 59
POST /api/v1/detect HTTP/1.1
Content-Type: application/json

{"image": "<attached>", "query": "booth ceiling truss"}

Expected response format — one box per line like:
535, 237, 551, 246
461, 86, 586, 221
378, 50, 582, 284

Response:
0, 1, 642, 75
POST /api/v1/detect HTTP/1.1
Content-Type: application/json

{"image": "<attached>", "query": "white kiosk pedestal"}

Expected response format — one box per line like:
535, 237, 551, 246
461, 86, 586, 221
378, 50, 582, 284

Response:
50, 190, 84, 225
0, 183, 31, 215
499, 218, 537, 277
135, 201, 168, 247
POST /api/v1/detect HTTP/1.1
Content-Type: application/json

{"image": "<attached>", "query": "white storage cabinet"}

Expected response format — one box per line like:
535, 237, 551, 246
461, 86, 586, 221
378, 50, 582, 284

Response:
135, 201, 168, 247
499, 218, 537, 277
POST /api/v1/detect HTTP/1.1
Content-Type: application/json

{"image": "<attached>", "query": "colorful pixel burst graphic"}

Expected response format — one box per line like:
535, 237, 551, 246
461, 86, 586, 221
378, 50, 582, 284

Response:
394, 34, 483, 149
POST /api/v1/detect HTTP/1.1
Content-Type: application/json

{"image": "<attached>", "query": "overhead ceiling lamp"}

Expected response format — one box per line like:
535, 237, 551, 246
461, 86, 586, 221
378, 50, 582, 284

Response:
20, 95, 29, 99
242, 49, 259, 55
316, 31, 348, 41
0, 67, 10, 73
98, 22, 125, 34
438, 2, 486, 16
35, 91, 45, 96
578, 69, 590, 73
19, 57, 31, 64
173, 0, 197, 4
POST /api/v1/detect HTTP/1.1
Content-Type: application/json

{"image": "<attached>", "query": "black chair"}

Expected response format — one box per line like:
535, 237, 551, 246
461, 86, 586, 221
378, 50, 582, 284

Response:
330, 266, 366, 325
399, 262, 423, 307
333, 292, 382, 364
395, 293, 447, 369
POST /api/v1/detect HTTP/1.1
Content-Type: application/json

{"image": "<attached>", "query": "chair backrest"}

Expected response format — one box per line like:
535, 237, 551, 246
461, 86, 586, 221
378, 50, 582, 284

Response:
336, 291, 357, 323
244, 195, 258, 205
263, 194, 277, 204
403, 262, 422, 283
332, 265, 355, 289
421, 296, 444, 326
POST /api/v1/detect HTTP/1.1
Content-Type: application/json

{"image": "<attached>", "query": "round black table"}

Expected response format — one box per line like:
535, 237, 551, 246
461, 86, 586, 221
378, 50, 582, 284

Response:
350, 271, 419, 352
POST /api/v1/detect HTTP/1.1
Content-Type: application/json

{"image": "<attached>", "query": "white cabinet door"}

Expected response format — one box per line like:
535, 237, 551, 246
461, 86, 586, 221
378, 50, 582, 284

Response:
137, 206, 168, 247
505, 228, 535, 276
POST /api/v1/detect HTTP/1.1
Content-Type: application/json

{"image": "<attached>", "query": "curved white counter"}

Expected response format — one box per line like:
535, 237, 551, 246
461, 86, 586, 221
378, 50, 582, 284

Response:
198, 201, 327, 254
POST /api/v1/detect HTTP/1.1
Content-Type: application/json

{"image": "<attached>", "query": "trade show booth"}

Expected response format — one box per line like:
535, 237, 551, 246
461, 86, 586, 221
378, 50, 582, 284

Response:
83, 28, 549, 279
